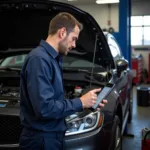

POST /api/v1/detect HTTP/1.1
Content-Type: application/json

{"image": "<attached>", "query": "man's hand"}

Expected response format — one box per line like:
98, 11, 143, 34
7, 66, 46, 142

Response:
80, 88, 101, 109
80, 88, 108, 110
80, 88, 108, 109
96, 99, 108, 111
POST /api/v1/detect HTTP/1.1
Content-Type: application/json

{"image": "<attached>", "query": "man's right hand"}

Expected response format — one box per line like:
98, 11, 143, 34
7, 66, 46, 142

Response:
80, 88, 101, 109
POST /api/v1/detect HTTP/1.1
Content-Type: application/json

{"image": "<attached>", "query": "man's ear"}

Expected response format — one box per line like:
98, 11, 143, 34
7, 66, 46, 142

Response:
59, 27, 67, 39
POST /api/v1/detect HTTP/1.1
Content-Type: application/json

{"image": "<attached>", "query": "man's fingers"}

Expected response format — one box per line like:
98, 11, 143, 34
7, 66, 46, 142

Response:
97, 100, 108, 108
92, 96, 97, 100
92, 88, 101, 93
97, 108, 100, 111
99, 103, 104, 108
102, 100, 108, 104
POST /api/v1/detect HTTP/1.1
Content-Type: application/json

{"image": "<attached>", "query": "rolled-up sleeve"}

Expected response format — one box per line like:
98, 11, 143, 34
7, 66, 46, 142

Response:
25, 56, 83, 120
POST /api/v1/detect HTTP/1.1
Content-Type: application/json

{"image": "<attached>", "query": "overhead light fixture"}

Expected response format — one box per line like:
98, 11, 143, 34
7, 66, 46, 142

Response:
67, 0, 77, 1
96, 0, 119, 4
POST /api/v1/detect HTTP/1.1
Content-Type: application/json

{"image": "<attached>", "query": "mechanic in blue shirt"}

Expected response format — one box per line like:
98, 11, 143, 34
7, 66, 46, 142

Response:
19, 12, 107, 150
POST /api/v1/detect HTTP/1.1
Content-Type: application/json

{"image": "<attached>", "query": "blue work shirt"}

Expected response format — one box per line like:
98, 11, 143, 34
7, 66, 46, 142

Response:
20, 40, 83, 132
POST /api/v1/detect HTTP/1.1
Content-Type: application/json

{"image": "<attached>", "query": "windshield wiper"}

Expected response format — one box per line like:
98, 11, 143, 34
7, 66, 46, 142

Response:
62, 68, 89, 73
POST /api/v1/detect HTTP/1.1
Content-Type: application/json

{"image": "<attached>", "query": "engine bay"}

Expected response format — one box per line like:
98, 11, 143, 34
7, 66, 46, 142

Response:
0, 70, 109, 108
0, 86, 20, 98
0, 81, 103, 108
0, 84, 102, 99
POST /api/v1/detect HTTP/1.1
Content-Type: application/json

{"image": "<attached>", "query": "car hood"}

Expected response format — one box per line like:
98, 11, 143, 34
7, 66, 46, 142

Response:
0, 0, 101, 50
0, 0, 114, 68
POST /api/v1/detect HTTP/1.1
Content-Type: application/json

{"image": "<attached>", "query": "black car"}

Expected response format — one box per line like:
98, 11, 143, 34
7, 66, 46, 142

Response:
0, 1, 133, 150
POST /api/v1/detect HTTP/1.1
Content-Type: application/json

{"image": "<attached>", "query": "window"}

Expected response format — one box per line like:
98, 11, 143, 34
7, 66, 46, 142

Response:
131, 15, 150, 46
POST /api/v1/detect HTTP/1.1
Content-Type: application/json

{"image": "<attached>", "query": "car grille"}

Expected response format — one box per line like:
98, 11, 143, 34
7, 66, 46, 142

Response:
0, 115, 22, 144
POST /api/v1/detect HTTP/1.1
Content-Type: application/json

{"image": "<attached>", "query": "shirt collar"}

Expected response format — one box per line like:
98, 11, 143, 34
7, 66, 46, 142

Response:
39, 40, 58, 58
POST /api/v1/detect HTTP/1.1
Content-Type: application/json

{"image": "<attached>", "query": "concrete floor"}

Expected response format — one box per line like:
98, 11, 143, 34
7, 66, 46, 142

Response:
123, 84, 150, 150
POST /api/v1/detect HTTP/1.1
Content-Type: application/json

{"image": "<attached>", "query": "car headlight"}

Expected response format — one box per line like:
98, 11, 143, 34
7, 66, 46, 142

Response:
65, 111, 103, 136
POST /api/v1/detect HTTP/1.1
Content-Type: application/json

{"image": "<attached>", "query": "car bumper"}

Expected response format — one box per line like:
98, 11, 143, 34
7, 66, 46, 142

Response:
64, 120, 114, 150
0, 121, 114, 150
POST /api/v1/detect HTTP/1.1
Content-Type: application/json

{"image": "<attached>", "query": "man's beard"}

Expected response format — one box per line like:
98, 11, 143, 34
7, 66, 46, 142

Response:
58, 39, 69, 56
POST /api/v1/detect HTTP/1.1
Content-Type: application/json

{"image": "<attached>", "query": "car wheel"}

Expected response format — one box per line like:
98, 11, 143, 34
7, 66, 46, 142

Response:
110, 116, 122, 150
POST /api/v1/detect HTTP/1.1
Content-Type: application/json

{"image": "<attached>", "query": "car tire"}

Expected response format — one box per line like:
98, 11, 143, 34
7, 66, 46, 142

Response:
110, 116, 122, 150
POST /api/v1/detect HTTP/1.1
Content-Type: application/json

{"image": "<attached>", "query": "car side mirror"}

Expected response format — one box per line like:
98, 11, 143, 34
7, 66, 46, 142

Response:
116, 59, 128, 77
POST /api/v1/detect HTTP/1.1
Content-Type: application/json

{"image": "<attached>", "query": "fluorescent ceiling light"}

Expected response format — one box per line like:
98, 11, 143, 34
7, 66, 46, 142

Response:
67, 0, 77, 1
96, 0, 119, 4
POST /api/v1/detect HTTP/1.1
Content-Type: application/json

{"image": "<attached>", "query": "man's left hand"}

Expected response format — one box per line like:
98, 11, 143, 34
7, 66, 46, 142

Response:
97, 99, 108, 111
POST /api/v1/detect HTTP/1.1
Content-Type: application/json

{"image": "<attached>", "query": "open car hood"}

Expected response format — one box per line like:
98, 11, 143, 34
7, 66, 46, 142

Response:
0, 0, 102, 51
0, 0, 115, 68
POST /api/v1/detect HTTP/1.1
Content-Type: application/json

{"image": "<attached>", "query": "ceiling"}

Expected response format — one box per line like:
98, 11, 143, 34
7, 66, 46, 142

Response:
52, 0, 150, 5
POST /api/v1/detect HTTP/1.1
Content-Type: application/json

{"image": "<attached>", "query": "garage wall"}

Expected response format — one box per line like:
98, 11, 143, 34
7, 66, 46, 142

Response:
75, 1, 150, 70
132, 1, 150, 15
75, 1, 150, 32
74, 4, 119, 32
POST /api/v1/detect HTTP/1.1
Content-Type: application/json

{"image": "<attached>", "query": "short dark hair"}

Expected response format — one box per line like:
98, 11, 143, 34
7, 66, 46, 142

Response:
48, 12, 83, 35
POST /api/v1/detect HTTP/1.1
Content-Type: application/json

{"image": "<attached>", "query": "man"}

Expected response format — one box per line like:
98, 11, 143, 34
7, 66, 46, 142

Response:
19, 12, 107, 150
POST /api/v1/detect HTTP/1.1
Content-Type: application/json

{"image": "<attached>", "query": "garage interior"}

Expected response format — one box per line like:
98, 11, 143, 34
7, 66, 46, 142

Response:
123, 85, 150, 150
53, 0, 150, 149
0, 0, 150, 150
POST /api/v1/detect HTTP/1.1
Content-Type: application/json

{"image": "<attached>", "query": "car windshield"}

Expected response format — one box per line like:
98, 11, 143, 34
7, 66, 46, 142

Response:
0, 54, 27, 68
62, 55, 101, 68
0, 54, 102, 69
